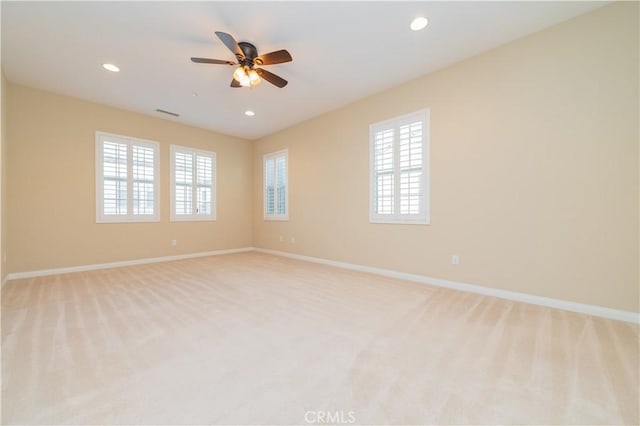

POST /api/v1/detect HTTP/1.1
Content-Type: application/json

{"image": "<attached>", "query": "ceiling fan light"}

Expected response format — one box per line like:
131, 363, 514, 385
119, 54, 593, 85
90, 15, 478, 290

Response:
248, 69, 261, 85
233, 66, 247, 82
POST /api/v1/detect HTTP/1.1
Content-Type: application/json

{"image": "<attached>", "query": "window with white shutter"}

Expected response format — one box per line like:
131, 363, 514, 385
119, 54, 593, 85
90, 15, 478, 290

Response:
170, 145, 216, 221
264, 149, 288, 220
369, 109, 430, 224
96, 132, 159, 223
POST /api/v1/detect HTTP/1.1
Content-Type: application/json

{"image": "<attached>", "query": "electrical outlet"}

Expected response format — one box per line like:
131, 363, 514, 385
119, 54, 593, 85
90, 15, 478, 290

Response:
279, 235, 284, 242
290, 237, 296, 244
171, 240, 177, 247
452, 255, 460, 265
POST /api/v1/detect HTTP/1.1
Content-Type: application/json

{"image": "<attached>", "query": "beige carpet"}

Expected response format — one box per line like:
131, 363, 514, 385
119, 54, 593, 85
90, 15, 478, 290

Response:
2, 252, 638, 425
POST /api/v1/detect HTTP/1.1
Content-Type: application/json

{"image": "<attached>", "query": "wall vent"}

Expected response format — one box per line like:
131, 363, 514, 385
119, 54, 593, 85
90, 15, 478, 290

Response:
155, 109, 180, 117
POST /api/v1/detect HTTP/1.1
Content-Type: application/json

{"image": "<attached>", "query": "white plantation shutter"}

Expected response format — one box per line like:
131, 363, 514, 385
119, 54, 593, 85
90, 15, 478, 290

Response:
196, 154, 213, 216
174, 151, 193, 215
102, 140, 128, 216
276, 155, 287, 216
374, 128, 394, 215
265, 157, 276, 216
264, 150, 288, 220
399, 120, 423, 215
170, 145, 216, 221
132, 145, 155, 215
369, 109, 429, 224
96, 132, 159, 223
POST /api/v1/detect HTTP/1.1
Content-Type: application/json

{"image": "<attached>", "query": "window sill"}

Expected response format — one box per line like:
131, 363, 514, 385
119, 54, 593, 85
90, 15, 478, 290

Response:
170, 216, 217, 222
96, 217, 160, 224
369, 218, 430, 225
264, 216, 289, 221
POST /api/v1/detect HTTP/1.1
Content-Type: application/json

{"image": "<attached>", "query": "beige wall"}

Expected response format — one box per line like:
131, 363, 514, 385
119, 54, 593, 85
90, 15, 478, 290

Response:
253, 2, 639, 312
3, 3, 638, 313
1, 71, 7, 283
7, 84, 253, 273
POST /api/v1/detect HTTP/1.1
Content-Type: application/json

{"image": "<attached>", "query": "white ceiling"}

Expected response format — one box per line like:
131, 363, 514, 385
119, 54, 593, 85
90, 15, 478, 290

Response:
1, 1, 607, 140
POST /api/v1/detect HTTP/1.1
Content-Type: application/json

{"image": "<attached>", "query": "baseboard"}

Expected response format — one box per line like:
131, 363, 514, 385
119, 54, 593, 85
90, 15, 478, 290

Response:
5, 247, 254, 281
6, 246, 638, 324
254, 248, 640, 325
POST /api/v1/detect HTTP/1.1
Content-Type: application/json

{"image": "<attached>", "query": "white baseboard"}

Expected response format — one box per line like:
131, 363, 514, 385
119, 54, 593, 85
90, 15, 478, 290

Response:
6, 246, 638, 324
5, 247, 254, 281
254, 248, 640, 325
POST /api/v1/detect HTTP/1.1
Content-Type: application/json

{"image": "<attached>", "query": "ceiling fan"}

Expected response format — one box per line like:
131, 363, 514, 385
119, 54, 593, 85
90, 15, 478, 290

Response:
191, 31, 292, 88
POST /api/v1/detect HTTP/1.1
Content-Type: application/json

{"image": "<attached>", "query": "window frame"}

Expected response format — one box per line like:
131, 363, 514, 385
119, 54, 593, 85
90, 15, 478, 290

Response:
263, 149, 289, 221
369, 109, 430, 225
95, 131, 160, 223
170, 145, 217, 222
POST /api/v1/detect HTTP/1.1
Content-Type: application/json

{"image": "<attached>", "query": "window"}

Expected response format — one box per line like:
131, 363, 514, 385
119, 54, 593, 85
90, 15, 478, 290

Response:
170, 145, 216, 221
369, 109, 430, 224
264, 149, 288, 220
96, 132, 159, 223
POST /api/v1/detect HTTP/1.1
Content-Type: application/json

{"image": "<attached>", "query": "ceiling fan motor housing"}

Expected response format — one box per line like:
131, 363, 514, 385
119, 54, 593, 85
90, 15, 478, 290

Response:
238, 42, 259, 65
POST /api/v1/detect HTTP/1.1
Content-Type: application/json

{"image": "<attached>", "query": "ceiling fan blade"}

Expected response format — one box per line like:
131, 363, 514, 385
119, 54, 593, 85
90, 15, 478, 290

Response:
255, 68, 288, 88
191, 57, 236, 66
254, 49, 293, 66
215, 31, 245, 61
230, 78, 241, 88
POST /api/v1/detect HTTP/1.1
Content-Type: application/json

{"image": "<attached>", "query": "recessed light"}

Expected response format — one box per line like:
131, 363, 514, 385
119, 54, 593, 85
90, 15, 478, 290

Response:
245, 110, 255, 117
410, 16, 428, 31
192, 92, 198, 97
102, 63, 120, 72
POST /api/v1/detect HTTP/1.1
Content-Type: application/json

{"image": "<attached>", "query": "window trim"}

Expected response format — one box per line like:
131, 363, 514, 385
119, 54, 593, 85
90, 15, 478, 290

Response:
95, 131, 160, 223
263, 149, 289, 221
169, 145, 217, 222
369, 109, 430, 225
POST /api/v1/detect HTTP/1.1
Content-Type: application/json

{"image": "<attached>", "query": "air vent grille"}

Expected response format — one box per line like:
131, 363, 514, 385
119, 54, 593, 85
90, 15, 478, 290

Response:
155, 109, 179, 117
